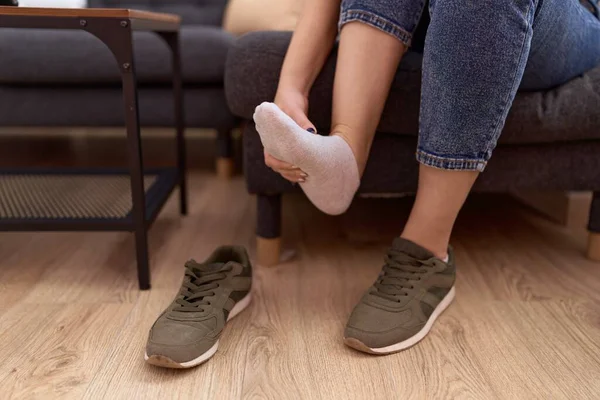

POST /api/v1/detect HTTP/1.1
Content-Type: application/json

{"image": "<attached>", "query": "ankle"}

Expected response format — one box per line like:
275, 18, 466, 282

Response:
400, 232, 448, 261
330, 126, 368, 174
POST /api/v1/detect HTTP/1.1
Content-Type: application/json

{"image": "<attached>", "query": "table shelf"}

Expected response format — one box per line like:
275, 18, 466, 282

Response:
0, 168, 179, 231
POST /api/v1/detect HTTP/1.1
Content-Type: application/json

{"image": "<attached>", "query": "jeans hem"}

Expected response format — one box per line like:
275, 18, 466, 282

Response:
416, 150, 487, 172
339, 10, 412, 46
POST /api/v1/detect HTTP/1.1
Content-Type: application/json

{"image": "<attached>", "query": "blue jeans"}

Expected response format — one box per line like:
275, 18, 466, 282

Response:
339, 0, 600, 171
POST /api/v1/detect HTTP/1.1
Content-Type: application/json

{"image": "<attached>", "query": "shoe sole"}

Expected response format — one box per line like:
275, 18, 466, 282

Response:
144, 292, 253, 369
344, 285, 455, 355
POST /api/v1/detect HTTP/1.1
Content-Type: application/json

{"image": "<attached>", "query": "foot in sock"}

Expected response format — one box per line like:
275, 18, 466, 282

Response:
253, 102, 360, 215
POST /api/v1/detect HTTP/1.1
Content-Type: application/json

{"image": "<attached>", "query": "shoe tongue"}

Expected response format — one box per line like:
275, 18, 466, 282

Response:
187, 260, 225, 274
197, 262, 226, 273
391, 238, 435, 260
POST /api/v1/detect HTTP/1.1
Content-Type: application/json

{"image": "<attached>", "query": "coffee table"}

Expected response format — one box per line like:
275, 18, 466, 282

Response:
0, 6, 187, 290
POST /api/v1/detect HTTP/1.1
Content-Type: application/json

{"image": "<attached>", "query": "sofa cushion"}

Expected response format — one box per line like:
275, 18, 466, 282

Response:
0, 26, 233, 85
88, 0, 228, 26
223, 0, 304, 35
225, 31, 600, 145
0, 86, 237, 130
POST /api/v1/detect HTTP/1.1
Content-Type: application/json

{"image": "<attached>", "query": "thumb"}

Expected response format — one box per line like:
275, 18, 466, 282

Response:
288, 109, 317, 134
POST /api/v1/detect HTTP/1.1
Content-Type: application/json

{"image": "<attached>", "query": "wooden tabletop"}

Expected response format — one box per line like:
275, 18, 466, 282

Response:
0, 6, 180, 30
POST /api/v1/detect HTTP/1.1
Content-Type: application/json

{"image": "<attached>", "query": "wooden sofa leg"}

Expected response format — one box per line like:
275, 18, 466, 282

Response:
216, 157, 235, 179
216, 128, 234, 179
587, 191, 600, 261
256, 194, 282, 266
587, 233, 600, 261
257, 237, 282, 267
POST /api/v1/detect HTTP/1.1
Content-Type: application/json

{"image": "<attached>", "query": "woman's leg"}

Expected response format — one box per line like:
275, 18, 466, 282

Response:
401, 168, 477, 258
403, 0, 600, 258
330, 22, 405, 175
345, 0, 600, 354
399, 0, 542, 260
254, 0, 426, 215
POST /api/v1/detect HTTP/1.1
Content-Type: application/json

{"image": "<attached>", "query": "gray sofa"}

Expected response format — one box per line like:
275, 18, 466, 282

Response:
0, 0, 238, 176
225, 31, 600, 265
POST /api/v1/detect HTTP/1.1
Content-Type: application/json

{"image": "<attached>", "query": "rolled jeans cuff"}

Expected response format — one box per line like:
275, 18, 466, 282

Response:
416, 149, 488, 172
339, 10, 413, 46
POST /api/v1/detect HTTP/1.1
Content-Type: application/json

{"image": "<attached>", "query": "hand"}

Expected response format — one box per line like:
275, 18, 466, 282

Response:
274, 89, 316, 133
263, 89, 316, 183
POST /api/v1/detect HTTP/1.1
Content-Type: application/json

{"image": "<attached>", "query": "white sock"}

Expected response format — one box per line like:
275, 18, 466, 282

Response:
253, 102, 360, 215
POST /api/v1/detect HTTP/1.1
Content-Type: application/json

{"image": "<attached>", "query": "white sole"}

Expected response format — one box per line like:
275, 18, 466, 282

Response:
145, 292, 252, 369
344, 286, 455, 355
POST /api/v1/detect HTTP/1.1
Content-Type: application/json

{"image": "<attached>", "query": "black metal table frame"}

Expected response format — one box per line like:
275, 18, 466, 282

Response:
0, 13, 187, 290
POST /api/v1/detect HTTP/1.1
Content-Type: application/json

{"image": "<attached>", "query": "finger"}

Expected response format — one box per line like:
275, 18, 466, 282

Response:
287, 109, 317, 134
264, 150, 293, 169
277, 169, 308, 180
265, 153, 296, 170
272, 166, 308, 180
265, 152, 305, 173
280, 171, 306, 183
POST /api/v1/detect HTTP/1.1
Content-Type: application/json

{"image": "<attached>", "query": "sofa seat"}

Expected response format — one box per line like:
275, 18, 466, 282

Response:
0, 26, 234, 85
226, 32, 600, 145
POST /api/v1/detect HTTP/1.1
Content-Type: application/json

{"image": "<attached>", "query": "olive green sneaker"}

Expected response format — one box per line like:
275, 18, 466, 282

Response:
344, 238, 455, 354
145, 246, 252, 368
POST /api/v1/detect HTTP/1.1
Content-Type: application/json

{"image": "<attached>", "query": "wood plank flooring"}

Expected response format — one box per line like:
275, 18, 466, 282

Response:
1, 173, 599, 399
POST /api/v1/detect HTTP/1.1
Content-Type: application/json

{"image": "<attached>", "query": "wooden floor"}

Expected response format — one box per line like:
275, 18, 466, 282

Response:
1, 170, 600, 399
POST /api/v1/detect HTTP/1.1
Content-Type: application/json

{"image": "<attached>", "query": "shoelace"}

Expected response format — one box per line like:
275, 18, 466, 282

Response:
173, 260, 232, 312
371, 248, 435, 302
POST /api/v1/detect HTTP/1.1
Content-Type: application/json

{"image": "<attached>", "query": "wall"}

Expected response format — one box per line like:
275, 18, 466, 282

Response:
19, 0, 87, 7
